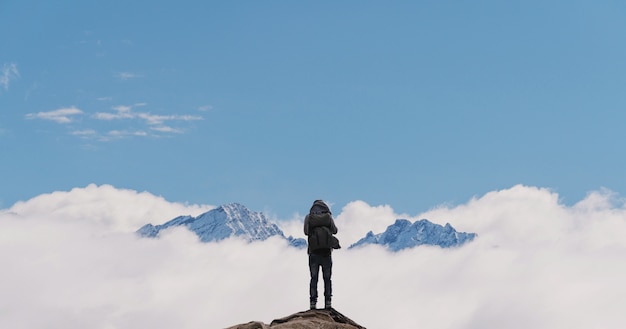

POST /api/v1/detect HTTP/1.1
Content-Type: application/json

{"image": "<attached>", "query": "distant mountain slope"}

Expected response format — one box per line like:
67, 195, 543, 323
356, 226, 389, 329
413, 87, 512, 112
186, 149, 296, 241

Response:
137, 203, 477, 251
350, 219, 476, 251
137, 203, 306, 248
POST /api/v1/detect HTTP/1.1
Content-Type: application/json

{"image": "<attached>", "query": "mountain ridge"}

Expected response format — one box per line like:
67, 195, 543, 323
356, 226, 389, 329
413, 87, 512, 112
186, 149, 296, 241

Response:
137, 203, 476, 251
350, 218, 476, 251
137, 203, 306, 248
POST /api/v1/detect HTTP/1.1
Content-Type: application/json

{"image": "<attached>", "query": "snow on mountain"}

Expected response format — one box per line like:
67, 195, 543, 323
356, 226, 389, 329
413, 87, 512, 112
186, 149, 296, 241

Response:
137, 203, 477, 252
349, 219, 476, 251
137, 203, 306, 248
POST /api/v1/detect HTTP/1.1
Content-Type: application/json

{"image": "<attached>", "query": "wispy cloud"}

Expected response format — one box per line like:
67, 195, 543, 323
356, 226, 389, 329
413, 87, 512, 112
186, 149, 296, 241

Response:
95, 105, 203, 124
150, 125, 183, 134
94, 105, 134, 120
70, 129, 97, 137
198, 105, 213, 112
93, 129, 150, 142
136, 113, 203, 125
115, 72, 141, 80
26, 103, 203, 141
25, 107, 84, 124
0, 63, 20, 93
107, 130, 148, 138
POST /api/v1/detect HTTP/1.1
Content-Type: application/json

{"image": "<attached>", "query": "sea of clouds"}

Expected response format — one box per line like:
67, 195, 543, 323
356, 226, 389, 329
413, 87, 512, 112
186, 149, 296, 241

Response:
1, 184, 626, 329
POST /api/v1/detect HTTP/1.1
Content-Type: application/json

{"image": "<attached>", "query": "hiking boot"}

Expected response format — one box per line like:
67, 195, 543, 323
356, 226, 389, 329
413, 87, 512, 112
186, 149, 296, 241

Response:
324, 299, 331, 309
310, 301, 316, 310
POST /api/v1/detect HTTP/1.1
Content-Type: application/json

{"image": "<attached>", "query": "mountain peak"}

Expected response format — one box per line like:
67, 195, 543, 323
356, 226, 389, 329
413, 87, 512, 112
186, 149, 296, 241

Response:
136, 203, 477, 252
349, 218, 476, 251
137, 203, 306, 247
220, 202, 251, 215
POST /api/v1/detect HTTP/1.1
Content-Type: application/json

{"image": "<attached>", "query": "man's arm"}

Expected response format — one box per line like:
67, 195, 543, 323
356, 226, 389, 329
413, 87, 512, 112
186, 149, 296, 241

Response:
303, 215, 310, 236
329, 216, 338, 234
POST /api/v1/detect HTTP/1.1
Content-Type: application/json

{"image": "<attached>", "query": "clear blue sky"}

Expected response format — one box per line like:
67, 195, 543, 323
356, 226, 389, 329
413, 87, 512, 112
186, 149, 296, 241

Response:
2, 1, 626, 218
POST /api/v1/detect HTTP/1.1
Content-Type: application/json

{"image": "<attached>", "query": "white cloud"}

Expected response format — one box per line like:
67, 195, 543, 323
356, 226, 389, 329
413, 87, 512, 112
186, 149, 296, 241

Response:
280, 200, 412, 246
25, 106, 84, 124
105, 130, 149, 140
2, 184, 626, 329
71, 129, 97, 137
114, 105, 132, 113
137, 113, 203, 125
151, 125, 183, 133
7, 184, 214, 232
25, 102, 204, 140
94, 105, 134, 120
86, 104, 204, 140
0, 63, 19, 92
94, 112, 124, 120
95, 105, 203, 126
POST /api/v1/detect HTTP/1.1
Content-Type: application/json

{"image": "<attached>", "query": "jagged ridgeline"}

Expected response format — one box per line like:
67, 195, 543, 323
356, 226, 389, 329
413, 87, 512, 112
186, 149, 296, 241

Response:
136, 203, 477, 251
349, 219, 477, 251
137, 203, 307, 248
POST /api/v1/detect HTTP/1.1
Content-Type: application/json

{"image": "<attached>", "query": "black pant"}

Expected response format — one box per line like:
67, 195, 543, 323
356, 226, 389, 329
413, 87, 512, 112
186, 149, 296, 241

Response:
309, 252, 332, 302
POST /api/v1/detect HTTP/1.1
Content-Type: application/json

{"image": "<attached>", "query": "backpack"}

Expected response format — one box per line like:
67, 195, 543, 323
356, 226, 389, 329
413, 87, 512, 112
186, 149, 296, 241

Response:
308, 212, 340, 252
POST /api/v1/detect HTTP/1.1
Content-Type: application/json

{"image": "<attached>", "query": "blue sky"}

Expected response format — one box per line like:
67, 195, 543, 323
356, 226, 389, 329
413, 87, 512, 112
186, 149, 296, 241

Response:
2, 1, 626, 218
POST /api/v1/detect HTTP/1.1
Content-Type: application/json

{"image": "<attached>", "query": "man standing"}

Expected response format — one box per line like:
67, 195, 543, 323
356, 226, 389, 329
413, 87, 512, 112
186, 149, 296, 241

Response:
304, 200, 338, 310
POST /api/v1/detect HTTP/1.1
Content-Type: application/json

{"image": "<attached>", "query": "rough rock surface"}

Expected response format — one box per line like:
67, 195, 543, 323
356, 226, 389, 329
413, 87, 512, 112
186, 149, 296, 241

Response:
225, 308, 366, 329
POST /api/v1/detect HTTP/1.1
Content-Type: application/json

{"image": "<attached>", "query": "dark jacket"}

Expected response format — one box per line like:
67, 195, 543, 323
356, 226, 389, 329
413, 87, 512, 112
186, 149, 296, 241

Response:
304, 202, 338, 255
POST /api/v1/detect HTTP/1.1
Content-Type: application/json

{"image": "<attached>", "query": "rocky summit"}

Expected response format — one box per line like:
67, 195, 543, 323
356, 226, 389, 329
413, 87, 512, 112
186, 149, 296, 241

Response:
225, 308, 366, 329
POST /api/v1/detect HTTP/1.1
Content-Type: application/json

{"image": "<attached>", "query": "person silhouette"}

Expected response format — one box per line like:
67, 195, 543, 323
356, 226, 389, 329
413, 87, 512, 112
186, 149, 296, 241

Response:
303, 200, 338, 310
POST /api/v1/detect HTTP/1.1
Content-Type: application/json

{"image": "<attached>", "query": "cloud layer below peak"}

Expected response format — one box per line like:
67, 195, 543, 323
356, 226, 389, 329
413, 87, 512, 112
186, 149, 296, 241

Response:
1, 184, 626, 329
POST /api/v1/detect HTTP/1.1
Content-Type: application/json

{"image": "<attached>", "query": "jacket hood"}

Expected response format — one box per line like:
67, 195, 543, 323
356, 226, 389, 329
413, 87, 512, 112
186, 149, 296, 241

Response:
310, 200, 331, 214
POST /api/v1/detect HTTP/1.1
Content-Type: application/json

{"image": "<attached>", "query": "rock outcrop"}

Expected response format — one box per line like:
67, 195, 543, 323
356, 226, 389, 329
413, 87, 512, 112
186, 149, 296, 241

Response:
225, 308, 366, 329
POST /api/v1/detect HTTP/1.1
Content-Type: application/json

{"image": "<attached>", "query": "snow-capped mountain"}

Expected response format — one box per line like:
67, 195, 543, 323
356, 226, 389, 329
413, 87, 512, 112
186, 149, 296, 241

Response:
137, 203, 306, 248
349, 219, 476, 251
137, 203, 477, 251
